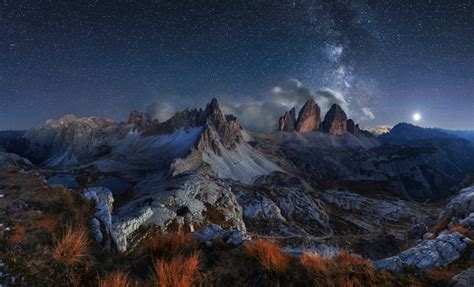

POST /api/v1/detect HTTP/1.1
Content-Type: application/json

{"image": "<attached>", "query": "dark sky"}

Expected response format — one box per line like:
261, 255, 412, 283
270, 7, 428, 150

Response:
1, 0, 473, 130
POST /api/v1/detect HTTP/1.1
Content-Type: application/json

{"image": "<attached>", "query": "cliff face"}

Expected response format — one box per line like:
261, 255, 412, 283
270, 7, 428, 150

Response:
277, 100, 364, 136
278, 108, 296, 132
295, 99, 321, 132
322, 104, 348, 135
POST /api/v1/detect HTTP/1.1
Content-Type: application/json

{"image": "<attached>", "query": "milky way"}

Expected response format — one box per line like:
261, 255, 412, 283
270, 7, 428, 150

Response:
1, 1, 473, 130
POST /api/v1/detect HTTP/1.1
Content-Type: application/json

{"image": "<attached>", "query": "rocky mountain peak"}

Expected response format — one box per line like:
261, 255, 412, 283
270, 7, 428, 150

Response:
295, 99, 321, 132
203, 98, 227, 131
278, 108, 296, 132
127, 111, 153, 130
322, 104, 348, 135
346, 119, 360, 136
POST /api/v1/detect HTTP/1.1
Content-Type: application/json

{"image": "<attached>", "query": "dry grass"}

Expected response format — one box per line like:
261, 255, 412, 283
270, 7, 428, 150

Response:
299, 252, 332, 274
52, 225, 90, 265
337, 250, 370, 267
426, 269, 454, 282
153, 252, 201, 287
146, 230, 197, 257
298, 251, 381, 287
98, 271, 134, 287
449, 224, 471, 237
244, 239, 290, 273
35, 215, 60, 233
336, 276, 358, 287
10, 225, 26, 242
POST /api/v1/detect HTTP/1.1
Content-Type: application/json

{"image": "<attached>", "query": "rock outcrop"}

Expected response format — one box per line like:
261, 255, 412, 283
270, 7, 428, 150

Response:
322, 104, 348, 135
374, 185, 474, 272
127, 111, 154, 130
278, 108, 296, 132
276, 100, 363, 136
451, 267, 474, 287
374, 231, 468, 272
295, 99, 321, 132
346, 119, 360, 136
84, 187, 115, 249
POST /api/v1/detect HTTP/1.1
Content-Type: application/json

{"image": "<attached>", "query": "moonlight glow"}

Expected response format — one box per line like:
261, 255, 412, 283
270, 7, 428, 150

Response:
413, 113, 421, 122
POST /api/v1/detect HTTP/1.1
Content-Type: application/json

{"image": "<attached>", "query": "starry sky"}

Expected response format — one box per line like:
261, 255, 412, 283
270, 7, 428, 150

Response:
1, 0, 473, 131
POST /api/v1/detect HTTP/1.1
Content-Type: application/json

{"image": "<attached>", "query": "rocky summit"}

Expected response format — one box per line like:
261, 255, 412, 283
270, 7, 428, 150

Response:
295, 99, 321, 132
1, 97, 474, 286
277, 99, 362, 136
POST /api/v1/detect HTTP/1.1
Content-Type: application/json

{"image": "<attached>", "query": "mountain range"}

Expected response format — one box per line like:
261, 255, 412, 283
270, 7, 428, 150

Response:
1, 98, 474, 286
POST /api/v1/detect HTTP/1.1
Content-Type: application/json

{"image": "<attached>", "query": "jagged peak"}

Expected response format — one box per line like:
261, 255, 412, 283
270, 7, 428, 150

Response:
295, 99, 321, 132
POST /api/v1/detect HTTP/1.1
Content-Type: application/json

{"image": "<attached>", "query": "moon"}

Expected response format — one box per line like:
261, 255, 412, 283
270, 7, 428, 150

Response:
413, 113, 421, 122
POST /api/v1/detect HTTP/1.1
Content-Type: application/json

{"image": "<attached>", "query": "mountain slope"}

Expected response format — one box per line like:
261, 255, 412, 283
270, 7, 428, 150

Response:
379, 123, 457, 144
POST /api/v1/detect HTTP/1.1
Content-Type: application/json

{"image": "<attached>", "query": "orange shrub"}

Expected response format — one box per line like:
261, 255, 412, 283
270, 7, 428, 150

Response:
448, 224, 471, 237
336, 276, 358, 287
244, 239, 290, 273
10, 225, 26, 242
299, 252, 332, 274
154, 252, 201, 287
52, 225, 90, 265
426, 269, 454, 283
35, 216, 59, 233
337, 250, 369, 267
98, 271, 134, 287
146, 230, 197, 257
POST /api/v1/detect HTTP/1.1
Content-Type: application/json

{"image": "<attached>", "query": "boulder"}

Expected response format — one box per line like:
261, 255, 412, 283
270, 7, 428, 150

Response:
374, 231, 467, 272
451, 267, 474, 287
193, 224, 249, 246
84, 187, 114, 248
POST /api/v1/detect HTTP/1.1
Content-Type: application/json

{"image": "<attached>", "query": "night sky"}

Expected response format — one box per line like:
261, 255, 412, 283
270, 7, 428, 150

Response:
1, 0, 473, 131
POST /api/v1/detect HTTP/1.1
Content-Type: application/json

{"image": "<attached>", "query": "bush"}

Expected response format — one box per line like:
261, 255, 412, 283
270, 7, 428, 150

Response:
146, 230, 197, 258
98, 271, 134, 287
52, 225, 90, 265
449, 224, 471, 237
153, 252, 201, 287
300, 252, 332, 274
244, 239, 290, 273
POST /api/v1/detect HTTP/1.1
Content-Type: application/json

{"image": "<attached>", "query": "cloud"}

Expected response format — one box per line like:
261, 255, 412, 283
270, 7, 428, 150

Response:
146, 102, 176, 122
360, 107, 375, 120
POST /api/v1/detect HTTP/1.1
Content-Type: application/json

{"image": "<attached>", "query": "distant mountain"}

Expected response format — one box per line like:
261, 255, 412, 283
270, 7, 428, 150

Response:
366, 125, 391, 136
277, 99, 364, 136
437, 128, 474, 143
0, 130, 25, 146
378, 123, 457, 144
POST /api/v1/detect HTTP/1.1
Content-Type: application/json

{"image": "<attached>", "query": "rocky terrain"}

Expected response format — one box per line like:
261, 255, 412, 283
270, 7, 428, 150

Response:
1, 98, 473, 286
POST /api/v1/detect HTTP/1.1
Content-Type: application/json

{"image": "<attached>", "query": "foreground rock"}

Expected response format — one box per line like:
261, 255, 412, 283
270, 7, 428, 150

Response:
451, 267, 474, 287
111, 171, 247, 252
374, 185, 474, 272
0, 152, 32, 167
374, 231, 468, 272
84, 187, 115, 248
